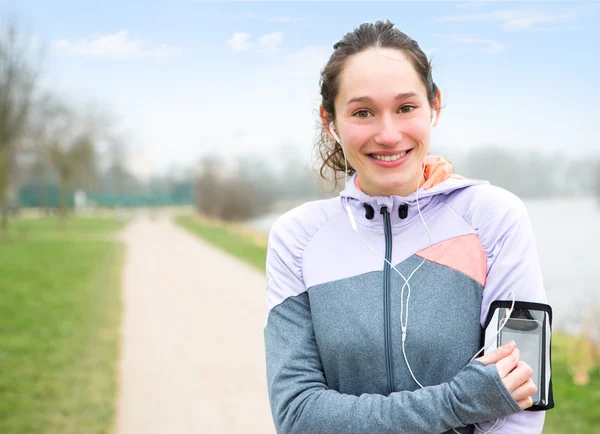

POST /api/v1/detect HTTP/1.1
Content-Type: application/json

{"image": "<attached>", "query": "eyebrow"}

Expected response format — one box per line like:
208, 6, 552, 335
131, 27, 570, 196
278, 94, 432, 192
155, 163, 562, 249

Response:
346, 92, 419, 106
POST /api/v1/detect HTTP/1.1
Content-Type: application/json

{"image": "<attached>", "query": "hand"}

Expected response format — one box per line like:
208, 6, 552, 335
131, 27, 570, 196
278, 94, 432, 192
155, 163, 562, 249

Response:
475, 341, 537, 409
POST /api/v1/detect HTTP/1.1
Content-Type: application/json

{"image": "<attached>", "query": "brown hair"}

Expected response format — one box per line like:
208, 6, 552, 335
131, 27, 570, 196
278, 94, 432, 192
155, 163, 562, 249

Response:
315, 20, 439, 186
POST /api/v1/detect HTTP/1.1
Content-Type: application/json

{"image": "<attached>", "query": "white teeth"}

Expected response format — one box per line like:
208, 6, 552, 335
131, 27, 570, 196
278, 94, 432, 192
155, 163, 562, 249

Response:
372, 150, 408, 161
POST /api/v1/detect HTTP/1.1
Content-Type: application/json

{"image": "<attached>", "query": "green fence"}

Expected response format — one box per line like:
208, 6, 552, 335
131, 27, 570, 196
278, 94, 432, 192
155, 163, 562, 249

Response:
18, 183, 195, 208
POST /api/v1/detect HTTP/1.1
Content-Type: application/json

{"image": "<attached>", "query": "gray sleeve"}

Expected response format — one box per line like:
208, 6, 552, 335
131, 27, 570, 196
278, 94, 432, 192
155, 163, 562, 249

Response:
264, 292, 523, 434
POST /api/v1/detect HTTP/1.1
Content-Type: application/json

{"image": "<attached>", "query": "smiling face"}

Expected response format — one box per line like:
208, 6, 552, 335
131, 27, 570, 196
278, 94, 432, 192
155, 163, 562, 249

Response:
322, 47, 441, 197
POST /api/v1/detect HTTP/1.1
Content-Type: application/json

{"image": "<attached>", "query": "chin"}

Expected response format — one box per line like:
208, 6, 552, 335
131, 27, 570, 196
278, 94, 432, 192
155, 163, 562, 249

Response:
373, 177, 412, 196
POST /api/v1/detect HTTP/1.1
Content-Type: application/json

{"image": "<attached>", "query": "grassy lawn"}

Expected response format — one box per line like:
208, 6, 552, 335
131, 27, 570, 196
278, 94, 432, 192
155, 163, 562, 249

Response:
175, 213, 600, 434
0, 217, 127, 434
543, 334, 600, 433
174, 214, 267, 271
6, 216, 126, 240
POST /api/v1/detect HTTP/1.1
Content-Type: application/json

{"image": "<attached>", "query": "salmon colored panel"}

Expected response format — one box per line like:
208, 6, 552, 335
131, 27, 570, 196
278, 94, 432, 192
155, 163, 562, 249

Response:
416, 234, 487, 286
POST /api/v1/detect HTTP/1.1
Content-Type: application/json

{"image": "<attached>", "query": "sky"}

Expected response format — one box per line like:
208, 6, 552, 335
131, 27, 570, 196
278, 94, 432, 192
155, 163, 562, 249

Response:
1, 0, 599, 179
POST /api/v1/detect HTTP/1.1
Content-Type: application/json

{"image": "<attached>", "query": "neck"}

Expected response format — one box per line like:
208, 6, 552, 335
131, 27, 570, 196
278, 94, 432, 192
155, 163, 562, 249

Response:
356, 172, 426, 197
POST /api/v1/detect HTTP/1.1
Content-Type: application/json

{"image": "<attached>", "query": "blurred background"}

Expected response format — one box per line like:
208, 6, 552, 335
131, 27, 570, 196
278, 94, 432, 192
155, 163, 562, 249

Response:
1, 1, 599, 433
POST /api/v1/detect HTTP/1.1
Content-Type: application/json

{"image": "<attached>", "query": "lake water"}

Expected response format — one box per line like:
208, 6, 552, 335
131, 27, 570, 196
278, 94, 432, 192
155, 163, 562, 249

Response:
247, 197, 600, 333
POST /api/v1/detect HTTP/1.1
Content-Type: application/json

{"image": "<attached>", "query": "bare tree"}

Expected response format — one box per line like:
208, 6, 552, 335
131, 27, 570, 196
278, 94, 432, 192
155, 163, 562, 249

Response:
218, 172, 269, 222
84, 104, 128, 197
195, 154, 223, 217
106, 137, 128, 199
0, 21, 38, 235
34, 96, 97, 227
28, 148, 53, 211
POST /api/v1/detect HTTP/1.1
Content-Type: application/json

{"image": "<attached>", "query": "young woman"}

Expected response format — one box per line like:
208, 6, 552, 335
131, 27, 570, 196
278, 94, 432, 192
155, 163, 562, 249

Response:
264, 20, 545, 434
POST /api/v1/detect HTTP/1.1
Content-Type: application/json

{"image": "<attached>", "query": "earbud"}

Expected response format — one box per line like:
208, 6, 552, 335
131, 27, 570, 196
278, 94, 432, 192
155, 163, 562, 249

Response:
430, 110, 437, 128
329, 121, 341, 144
329, 121, 357, 231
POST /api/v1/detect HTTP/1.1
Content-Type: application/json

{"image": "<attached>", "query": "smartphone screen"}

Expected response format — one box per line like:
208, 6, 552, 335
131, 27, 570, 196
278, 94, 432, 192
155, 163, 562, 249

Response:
498, 308, 543, 404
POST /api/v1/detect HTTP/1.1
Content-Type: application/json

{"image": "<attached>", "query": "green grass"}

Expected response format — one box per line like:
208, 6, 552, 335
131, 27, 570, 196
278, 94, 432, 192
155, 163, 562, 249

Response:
176, 213, 600, 434
174, 215, 267, 271
6, 216, 126, 241
0, 217, 126, 434
543, 334, 600, 434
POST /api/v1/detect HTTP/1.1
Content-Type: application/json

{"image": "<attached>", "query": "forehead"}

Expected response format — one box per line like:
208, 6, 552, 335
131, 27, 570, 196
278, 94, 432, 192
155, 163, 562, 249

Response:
337, 47, 426, 102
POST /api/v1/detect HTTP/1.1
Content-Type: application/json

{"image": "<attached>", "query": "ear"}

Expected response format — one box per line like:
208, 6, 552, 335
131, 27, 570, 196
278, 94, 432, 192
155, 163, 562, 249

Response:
431, 88, 442, 128
319, 105, 336, 141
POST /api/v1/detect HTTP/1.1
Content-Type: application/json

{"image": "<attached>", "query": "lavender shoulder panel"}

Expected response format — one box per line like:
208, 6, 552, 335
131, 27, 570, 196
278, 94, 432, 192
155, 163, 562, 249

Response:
303, 195, 478, 290
265, 196, 345, 315
444, 184, 548, 324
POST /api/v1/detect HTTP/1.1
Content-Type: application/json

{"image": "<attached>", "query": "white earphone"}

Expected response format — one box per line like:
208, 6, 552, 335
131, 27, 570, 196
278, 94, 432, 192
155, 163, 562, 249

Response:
329, 121, 359, 231
329, 121, 341, 144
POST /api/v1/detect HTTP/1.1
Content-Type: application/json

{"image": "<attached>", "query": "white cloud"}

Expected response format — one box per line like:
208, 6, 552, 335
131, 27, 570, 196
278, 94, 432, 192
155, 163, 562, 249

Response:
449, 37, 504, 54
258, 32, 284, 55
533, 26, 561, 32
228, 32, 283, 55
258, 45, 331, 79
455, 2, 487, 8
435, 9, 580, 31
425, 48, 439, 57
228, 32, 252, 52
244, 12, 266, 19
270, 16, 293, 23
52, 30, 188, 58
244, 12, 293, 23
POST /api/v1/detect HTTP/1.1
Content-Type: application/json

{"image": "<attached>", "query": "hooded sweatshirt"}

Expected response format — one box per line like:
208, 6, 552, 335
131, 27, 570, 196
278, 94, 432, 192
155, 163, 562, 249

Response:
264, 156, 547, 434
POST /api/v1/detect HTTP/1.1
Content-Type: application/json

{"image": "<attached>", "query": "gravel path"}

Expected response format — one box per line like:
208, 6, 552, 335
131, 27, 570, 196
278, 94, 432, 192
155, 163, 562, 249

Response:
114, 216, 274, 434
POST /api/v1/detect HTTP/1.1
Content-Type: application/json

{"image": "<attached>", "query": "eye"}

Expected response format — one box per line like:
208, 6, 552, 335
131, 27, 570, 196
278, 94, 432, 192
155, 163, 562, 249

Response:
398, 105, 416, 114
353, 109, 373, 119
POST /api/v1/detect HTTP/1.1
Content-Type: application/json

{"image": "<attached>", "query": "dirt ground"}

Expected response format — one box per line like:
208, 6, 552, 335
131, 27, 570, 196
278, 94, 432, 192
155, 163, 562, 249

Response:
113, 216, 275, 434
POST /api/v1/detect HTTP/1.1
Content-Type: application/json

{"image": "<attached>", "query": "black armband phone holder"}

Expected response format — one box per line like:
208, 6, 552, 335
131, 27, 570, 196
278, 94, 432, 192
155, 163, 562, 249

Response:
482, 301, 554, 411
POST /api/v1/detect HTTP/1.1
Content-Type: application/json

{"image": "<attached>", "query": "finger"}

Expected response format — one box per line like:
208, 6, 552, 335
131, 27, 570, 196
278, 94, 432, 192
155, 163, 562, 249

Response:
511, 378, 537, 402
517, 397, 534, 410
475, 340, 516, 365
496, 348, 520, 378
504, 361, 533, 392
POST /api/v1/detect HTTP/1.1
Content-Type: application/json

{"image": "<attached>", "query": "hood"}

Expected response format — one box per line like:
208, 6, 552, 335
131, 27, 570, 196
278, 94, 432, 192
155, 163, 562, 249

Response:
339, 155, 488, 229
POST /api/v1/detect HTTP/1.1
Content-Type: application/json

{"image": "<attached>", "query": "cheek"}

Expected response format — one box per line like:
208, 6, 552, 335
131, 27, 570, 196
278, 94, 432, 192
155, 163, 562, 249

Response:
405, 119, 431, 142
343, 124, 373, 152
344, 118, 431, 148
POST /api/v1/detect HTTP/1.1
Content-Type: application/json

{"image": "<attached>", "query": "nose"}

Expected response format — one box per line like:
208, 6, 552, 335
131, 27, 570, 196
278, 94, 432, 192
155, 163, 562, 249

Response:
374, 115, 403, 147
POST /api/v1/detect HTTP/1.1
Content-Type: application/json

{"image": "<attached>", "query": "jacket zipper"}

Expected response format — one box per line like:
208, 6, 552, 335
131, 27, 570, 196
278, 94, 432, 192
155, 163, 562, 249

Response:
381, 206, 395, 395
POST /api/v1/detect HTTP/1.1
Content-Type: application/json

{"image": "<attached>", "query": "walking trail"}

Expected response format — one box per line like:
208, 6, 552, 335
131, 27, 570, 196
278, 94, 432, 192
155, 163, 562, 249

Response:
114, 216, 275, 434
